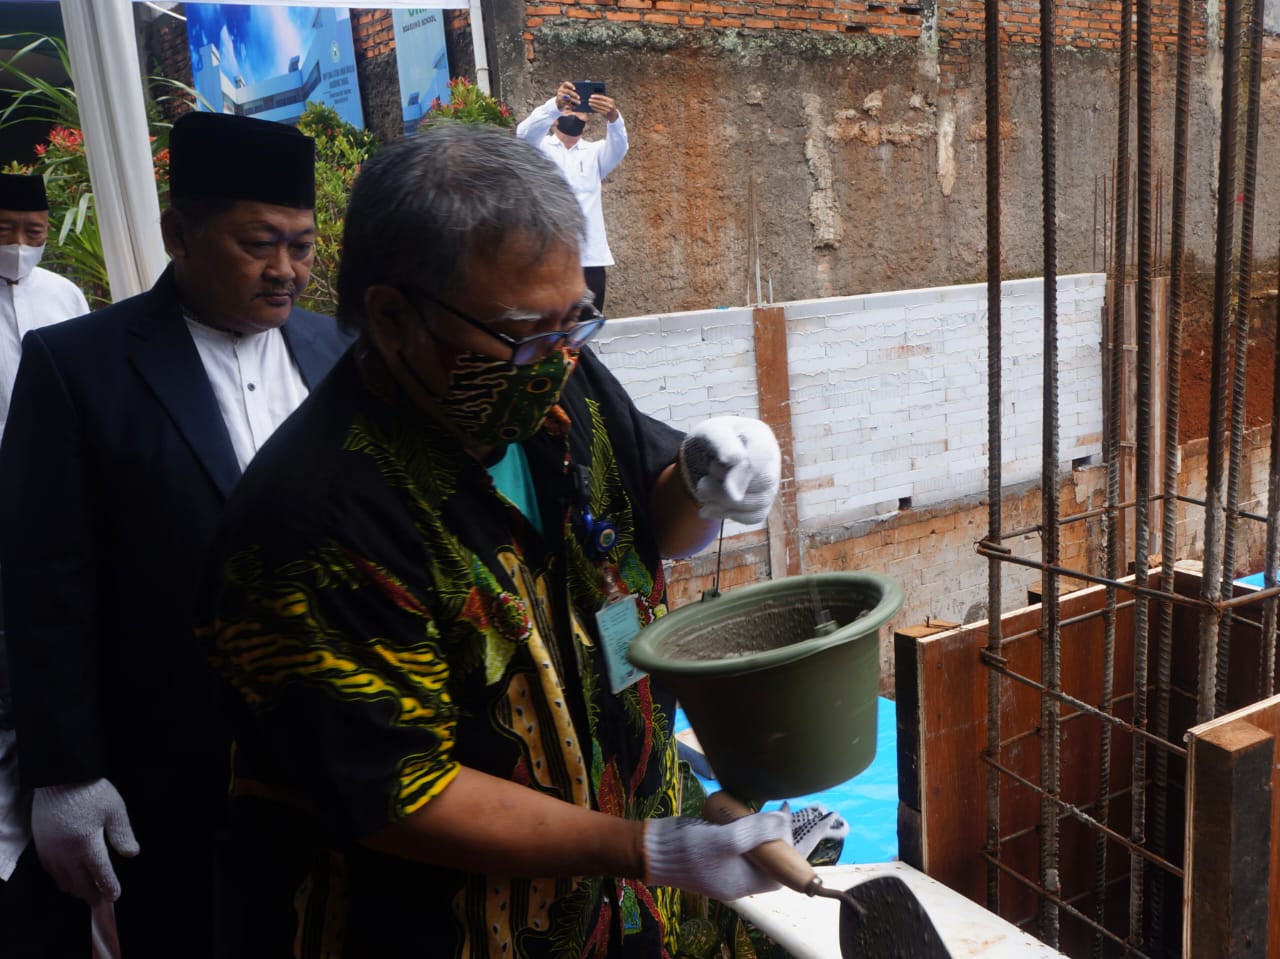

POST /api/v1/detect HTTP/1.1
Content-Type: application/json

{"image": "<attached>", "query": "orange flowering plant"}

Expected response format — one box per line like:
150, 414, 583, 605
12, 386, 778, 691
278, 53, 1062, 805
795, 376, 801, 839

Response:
421, 77, 514, 130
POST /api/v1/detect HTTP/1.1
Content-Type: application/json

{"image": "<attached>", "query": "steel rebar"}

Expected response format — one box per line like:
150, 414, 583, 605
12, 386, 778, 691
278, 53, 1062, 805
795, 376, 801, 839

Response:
1127, 0, 1157, 945
1148, 0, 1195, 940
1198, 0, 1245, 724
1215, 0, 1265, 717
1096, 0, 1135, 947
1037, 0, 1061, 943
983, 0, 1005, 918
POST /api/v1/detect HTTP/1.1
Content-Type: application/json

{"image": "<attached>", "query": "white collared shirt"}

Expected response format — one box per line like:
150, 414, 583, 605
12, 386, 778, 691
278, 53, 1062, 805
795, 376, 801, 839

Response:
0, 266, 89, 436
184, 315, 309, 472
516, 97, 629, 268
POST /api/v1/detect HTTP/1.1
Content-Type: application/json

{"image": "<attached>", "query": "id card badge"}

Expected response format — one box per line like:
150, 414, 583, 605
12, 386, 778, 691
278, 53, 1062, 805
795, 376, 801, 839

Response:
596, 594, 646, 694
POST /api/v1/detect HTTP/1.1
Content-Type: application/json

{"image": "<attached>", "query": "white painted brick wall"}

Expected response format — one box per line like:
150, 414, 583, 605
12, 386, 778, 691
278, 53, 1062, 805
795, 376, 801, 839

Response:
595, 275, 1106, 529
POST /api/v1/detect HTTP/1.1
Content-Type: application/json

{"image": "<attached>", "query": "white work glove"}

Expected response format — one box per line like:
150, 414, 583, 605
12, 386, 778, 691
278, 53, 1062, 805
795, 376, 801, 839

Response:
32, 778, 139, 904
643, 809, 791, 900
678, 416, 781, 525
785, 801, 850, 860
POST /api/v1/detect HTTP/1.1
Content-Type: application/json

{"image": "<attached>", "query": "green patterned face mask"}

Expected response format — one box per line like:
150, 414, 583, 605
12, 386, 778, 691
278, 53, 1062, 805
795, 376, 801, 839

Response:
427, 345, 578, 447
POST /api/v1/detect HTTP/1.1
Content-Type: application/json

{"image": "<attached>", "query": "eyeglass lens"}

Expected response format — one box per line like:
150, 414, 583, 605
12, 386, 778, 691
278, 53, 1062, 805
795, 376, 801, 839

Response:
509, 313, 605, 365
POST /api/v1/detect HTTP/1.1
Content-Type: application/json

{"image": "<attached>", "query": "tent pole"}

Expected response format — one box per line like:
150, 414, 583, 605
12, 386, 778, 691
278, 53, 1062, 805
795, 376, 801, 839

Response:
60, 0, 168, 302
469, 0, 492, 94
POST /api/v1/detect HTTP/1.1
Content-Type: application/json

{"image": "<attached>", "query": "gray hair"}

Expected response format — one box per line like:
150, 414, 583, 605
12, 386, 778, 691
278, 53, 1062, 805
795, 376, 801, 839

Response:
336, 123, 585, 332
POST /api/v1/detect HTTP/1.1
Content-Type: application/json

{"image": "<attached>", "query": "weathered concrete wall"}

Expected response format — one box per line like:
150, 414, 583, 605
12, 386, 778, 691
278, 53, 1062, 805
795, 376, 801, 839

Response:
489, 12, 1267, 322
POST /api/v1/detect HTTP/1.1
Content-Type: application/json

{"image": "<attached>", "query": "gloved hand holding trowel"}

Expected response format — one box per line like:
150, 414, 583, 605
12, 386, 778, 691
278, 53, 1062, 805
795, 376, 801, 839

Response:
644, 802, 849, 900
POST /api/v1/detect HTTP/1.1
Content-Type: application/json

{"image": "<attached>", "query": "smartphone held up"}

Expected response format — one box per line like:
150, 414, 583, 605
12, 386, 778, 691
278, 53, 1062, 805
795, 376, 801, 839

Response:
572, 81, 607, 112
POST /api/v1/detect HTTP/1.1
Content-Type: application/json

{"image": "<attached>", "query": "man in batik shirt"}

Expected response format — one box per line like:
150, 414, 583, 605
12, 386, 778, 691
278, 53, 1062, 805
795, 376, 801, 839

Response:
199, 124, 793, 958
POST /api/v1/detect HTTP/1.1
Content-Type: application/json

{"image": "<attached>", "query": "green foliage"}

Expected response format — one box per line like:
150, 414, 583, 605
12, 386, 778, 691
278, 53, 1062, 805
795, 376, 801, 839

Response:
0, 32, 173, 307
0, 33, 79, 130
294, 101, 379, 315
421, 77, 515, 130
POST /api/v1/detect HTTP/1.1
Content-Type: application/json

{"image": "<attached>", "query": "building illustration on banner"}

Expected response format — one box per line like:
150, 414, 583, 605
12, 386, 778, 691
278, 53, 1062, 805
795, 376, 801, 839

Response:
393, 8, 451, 136
185, 4, 364, 129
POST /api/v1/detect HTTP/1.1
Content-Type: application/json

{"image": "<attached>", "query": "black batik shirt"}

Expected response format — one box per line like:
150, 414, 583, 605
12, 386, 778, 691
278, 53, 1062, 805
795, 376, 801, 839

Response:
200, 347, 687, 959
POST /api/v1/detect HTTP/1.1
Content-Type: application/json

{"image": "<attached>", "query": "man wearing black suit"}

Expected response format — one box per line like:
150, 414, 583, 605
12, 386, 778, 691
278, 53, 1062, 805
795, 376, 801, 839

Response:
0, 111, 352, 956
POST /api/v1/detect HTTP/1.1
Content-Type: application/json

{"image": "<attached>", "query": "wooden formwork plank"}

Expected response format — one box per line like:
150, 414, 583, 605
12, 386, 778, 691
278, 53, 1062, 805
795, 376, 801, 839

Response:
1184, 695, 1280, 959
898, 581, 1136, 918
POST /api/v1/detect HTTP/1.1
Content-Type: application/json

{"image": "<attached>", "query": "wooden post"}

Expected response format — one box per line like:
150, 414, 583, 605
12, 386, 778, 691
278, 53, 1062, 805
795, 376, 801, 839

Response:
753, 305, 801, 579
1185, 712, 1276, 958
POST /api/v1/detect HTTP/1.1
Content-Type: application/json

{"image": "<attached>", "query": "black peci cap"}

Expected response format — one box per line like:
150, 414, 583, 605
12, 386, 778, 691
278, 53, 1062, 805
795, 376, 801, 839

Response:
0, 173, 48, 212
169, 111, 316, 209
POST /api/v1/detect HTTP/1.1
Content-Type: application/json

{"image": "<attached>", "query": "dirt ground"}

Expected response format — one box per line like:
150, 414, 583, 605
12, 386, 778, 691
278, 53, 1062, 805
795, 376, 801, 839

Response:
1177, 288, 1277, 443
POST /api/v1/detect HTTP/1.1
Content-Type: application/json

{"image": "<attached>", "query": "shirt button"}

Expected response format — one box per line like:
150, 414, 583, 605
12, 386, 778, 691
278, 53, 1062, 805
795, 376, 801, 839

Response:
247, 383, 256, 391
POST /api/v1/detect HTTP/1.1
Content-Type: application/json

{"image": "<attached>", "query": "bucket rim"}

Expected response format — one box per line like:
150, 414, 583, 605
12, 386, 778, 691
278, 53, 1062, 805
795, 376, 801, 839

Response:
629, 571, 905, 677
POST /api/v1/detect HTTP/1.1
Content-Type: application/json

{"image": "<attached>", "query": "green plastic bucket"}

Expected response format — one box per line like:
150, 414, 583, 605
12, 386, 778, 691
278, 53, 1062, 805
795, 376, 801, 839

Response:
629, 572, 904, 800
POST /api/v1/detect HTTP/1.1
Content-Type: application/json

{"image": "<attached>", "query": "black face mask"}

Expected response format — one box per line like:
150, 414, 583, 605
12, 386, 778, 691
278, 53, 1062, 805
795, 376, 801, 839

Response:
557, 115, 586, 137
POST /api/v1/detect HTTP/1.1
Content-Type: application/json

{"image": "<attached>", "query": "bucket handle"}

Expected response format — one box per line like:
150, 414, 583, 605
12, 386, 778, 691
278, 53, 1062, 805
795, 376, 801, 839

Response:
700, 520, 726, 602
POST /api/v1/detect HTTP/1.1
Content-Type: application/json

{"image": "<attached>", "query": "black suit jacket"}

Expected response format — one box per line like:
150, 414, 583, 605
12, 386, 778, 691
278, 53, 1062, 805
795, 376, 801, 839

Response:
0, 266, 352, 837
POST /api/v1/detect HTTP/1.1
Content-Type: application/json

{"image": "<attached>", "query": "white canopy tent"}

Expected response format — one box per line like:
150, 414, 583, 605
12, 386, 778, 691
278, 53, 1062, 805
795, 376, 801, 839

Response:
58, 0, 475, 302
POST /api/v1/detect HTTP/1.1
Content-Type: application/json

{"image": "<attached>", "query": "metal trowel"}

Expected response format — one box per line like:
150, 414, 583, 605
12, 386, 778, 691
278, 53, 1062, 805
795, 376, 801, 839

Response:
704, 792, 954, 959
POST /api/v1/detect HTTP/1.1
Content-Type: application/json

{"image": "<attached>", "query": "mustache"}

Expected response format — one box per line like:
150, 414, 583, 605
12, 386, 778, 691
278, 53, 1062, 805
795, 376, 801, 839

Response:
257, 285, 298, 298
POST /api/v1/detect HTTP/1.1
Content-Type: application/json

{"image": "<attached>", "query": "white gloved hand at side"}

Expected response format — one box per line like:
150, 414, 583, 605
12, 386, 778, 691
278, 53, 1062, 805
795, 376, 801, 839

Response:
32, 778, 139, 903
643, 809, 791, 900
678, 416, 781, 525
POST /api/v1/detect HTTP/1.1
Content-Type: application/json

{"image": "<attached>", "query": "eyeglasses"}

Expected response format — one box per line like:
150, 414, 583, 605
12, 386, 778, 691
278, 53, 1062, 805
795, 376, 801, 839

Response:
417, 290, 606, 366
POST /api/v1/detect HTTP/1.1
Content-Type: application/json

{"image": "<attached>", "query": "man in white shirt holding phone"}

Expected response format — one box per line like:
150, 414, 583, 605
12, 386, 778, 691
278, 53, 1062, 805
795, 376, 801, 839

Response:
516, 80, 627, 312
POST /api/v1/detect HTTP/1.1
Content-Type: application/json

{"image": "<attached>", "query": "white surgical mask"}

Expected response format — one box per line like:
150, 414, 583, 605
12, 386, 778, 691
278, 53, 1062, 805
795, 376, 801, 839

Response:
0, 243, 44, 284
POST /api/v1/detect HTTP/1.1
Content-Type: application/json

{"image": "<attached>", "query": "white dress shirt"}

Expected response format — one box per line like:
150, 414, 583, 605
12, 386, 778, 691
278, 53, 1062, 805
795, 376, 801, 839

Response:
0, 264, 89, 880
184, 316, 310, 472
516, 97, 629, 268
0, 266, 89, 436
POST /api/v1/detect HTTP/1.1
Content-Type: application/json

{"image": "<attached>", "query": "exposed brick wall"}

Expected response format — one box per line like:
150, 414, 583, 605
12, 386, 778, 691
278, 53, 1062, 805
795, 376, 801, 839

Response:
521, 0, 1213, 61
346, 10, 399, 142
350, 8, 475, 70
145, 6, 194, 122
350, 8, 396, 60
939, 0, 1209, 53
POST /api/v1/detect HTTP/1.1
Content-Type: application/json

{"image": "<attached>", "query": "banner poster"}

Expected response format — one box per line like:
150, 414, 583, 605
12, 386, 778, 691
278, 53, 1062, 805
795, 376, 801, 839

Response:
391, 7, 450, 136
185, 4, 365, 129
